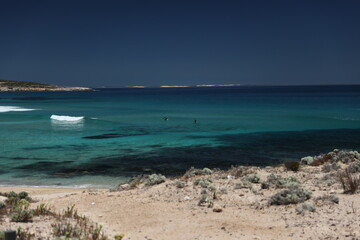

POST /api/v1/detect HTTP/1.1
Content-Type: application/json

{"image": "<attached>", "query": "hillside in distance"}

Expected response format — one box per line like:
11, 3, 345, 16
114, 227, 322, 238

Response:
0, 79, 92, 92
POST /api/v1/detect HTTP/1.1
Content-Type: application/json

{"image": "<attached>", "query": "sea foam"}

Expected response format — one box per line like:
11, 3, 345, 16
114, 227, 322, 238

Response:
0, 106, 36, 113
50, 115, 84, 121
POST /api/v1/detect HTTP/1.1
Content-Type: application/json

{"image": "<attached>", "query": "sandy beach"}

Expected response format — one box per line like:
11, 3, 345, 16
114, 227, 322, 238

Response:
1, 150, 360, 240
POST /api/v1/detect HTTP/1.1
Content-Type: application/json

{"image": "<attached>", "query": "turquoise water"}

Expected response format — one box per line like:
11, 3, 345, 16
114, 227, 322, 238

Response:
1, 85, 360, 187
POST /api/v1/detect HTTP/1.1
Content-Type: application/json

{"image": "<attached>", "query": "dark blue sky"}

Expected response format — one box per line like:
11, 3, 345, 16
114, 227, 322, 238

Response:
1, 0, 360, 87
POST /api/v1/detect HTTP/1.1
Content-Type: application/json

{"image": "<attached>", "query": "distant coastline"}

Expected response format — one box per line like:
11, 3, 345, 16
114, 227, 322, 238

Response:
95, 83, 360, 89
0, 79, 93, 92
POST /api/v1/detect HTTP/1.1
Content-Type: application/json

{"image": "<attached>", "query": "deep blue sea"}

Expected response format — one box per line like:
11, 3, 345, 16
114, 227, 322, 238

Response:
1, 85, 360, 188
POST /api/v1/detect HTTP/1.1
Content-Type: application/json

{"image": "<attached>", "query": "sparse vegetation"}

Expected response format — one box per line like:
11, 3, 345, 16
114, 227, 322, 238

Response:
314, 194, 339, 206
295, 202, 316, 214
228, 166, 256, 178
183, 167, 213, 179
338, 170, 360, 194
262, 174, 299, 189
193, 177, 214, 189
242, 173, 260, 183
145, 174, 166, 186
174, 180, 186, 188
269, 186, 312, 205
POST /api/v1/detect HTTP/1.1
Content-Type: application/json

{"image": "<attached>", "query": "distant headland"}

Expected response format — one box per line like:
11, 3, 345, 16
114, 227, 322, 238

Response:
0, 79, 93, 92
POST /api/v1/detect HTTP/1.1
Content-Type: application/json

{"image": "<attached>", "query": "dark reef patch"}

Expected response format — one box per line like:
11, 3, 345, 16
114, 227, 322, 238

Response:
82, 131, 147, 139
9, 128, 360, 180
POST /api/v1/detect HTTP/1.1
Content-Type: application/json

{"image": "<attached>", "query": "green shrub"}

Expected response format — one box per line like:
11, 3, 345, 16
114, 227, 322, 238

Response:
263, 174, 299, 189
295, 202, 316, 214
269, 186, 312, 205
183, 167, 213, 178
174, 180, 186, 188
234, 180, 252, 189
242, 174, 260, 183
145, 174, 166, 186
17, 227, 35, 240
314, 194, 339, 205
193, 177, 213, 188
11, 208, 33, 222
0, 201, 5, 209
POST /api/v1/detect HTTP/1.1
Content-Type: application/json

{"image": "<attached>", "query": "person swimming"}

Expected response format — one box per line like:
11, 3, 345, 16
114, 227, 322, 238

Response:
163, 117, 168, 121
194, 119, 197, 124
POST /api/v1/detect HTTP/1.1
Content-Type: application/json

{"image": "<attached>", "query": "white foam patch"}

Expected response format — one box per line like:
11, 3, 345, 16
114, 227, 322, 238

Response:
0, 106, 36, 113
50, 115, 84, 121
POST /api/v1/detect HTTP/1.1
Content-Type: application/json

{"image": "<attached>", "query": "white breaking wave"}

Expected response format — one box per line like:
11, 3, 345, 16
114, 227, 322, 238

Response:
0, 106, 36, 113
50, 115, 84, 121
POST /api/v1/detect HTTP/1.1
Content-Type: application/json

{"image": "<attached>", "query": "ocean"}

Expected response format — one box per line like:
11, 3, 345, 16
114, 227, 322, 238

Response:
1, 85, 360, 188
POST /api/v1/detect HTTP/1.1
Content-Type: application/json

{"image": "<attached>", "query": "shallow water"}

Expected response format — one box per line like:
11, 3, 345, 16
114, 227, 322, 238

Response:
1, 85, 360, 187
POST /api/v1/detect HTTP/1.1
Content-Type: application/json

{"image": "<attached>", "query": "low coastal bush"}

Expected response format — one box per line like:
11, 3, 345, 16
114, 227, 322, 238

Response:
262, 174, 299, 189
269, 186, 312, 205
183, 167, 213, 179
347, 160, 360, 173
145, 174, 166, 186
10, 208, 33, 222
284, 161, 300, 172
193, 177, 213, 189
295, 202, 316, 214
314, 194, 339, 205
0, 201, 5, 209
174, 180, 186, 188
242, 174, 260, 183
322, 162, 340, 173
228, 166, 256, 178
338, 170, 360, 194
10, 199, 33, 222
17, 227, 35, 240
234, 180, 252, 190
34, 203, 53, 216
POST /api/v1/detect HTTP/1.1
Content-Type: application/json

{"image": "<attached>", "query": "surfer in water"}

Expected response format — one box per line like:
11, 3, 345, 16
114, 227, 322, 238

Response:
163, 117, 169, 121
194, 119, 197, 124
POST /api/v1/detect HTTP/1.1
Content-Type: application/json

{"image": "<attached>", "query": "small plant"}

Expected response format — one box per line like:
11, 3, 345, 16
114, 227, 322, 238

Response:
64, 204, 78, 218
284, 161, 300, 172
269, 186, 312, 205
228, 166, 256, 178
322, 162, 340, 173
242, 174, 260, 183
314, 194, 339, 205
34, 203, 53, 216
174, 180, 186, 188
145, 174, 166, 186
17, 227, 35, 240
219, 187, 228, 194
11, 208, 33, 222
193, 177, 213, 188
183, 167, 213, 179
295, 202, 316, 214
338, 170, 360, 194
263, 174, 299, 189
10, 199, 33, 222
234, 180, 252, 189
0, 201, 5, 209
347, 160, 360, 173
114, 234, 125, 240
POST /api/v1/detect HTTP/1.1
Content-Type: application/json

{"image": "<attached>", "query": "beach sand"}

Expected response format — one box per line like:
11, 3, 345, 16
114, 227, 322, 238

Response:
1, 155, 360, 240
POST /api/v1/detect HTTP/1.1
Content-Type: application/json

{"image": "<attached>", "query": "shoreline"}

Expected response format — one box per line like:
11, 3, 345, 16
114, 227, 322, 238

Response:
1, 149, 360, 239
